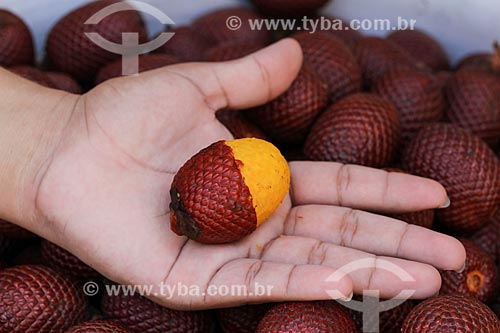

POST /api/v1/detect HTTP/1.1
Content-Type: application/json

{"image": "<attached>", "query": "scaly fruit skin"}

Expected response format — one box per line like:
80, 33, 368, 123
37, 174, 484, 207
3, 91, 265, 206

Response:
0, 265, 89, 333
170, 139, 289, 244
216, 110, 267, 140
244, 65, 328, 144
217, 303, 273, 333
0, 10, 34, 67
440, 239, 499, 303
256, 301, 356, 333
372, 68, 445, 144
391, 210, 434, 229
305, 93, 400, 168
445, 70, 500, 146
192, 8, 272, 47
311, 16, 363, 51
157, 26, 210, 62
387, 29, 450, 71
46, 0, 147, 83
456, 44, 500, 75
40, 240, 100, 284
101, 292, 213, 333
0, 219, 34, 238
354, 37, 417, 89
250, 0, 329, 17
348, 297, 414, 333
293, 32, 362, 104
95, 54, 178, 84
402, 124, 500, 233
470, 214, 500, 263
10, 66, 82, 94
204, 41, 263, 62
64, 320, 131, 333
402, 294, 500, 333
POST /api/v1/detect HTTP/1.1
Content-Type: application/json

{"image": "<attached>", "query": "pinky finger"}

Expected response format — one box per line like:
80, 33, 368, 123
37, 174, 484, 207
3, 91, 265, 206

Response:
202, 259, 353, 307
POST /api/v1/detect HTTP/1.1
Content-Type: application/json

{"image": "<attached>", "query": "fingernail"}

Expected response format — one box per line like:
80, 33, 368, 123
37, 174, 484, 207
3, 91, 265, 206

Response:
342, 292, 354, 302
438, 196, 451, 209
455, 262, 466, 273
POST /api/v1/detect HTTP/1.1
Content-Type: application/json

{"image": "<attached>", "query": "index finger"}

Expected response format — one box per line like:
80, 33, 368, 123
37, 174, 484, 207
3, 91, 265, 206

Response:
289, 161, 449, 213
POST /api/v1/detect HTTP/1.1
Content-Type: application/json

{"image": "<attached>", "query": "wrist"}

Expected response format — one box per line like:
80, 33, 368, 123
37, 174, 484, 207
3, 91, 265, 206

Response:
0, 68, 80, 230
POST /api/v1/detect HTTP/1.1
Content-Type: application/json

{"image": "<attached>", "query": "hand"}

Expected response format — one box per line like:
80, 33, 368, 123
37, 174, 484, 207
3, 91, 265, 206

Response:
33, 39, 465, 310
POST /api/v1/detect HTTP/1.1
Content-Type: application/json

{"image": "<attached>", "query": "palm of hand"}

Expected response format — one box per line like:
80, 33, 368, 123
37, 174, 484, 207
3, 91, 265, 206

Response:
35, 40, 465, 310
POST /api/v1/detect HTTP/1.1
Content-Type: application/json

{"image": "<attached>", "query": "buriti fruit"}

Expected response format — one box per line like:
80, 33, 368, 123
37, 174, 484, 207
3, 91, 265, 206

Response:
217, 303, 273, 333
216, 110, 268, 140
64, 320, 131, 333
0, 9, 34, 67
456, 42, 500, 75
157, 26, 210, 62
401, 295, 500, 332
170, 138, 289, 244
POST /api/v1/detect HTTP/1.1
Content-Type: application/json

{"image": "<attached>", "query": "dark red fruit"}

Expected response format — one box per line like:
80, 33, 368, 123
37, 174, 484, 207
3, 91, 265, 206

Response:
95, 54, 178, 84
305, 93, 400, 168
354, 37, 418, 88
216, 110, 267, 140
218, 303, 273, 333
46, 0, 148, 82
317, 17, 363, 50
0, 219, 34, 238
470, 214, 500, 263
40, 240, 100, 284
440, 239, 498, 303
402, 294, 500, 332
0, 265, 88, 332
64, 320, 131, 333
191, 8, 272, 46
156, 26, 210, 62
293, 32, 362, 104
250, 0, 330, 17
348, 296, 414, 333
456, 42, 500, 75
387, 29, 449, 71
256, 301, 356, 333
372, 68, 445, 144
101, 291, 213, 333
204, 41, 263, 62
402, 124, 500, 233
244, 65, 328, 144
445, 70, 500, 145
0, 9, 34, 67
170, 141, 256, 244
10, 66, 82, 94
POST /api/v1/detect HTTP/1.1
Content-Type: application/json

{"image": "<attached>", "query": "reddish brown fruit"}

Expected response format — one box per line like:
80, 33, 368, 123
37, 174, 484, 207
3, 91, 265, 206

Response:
95, 54, 178, 84
64, 320, 131, 333
217, 303, 273, 333
354, 37, 418, 88
387, 29, 450, 71
0, 219, 34, 238
250, 0, 329, 17
470, 214, 500, 263
402, 124, 500, 233
293, 32, 362, 104
101, 292, 213, 333
402, 294, 500, 332
192, 8, 272, 46
312, 16, 363, 51
216, 110, 267, 140
0, 9, 34, 67
440, 239, 498, 303
46, 0, 148, 82
40, 240, 100, 284
305, 93, 400, 168
0, 265, 88, 332
348, 296, 414, 333
256, 301, 356, 333
10, 66, 82, 94
372, 68, 445, 144
156, 26, 210, 62
244, 66, 328, 144
456, 43, 500, 75
204, 41, 263, 62
445, 70, 500, 145
391, 210, 434, 229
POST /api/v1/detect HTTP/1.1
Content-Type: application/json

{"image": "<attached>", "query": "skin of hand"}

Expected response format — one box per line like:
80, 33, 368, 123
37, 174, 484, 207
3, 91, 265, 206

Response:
0, 39, 465, 310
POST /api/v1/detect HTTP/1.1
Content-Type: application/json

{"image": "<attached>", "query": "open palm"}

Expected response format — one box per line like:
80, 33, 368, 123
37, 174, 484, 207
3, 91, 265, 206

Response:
35, 39, 465, 310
